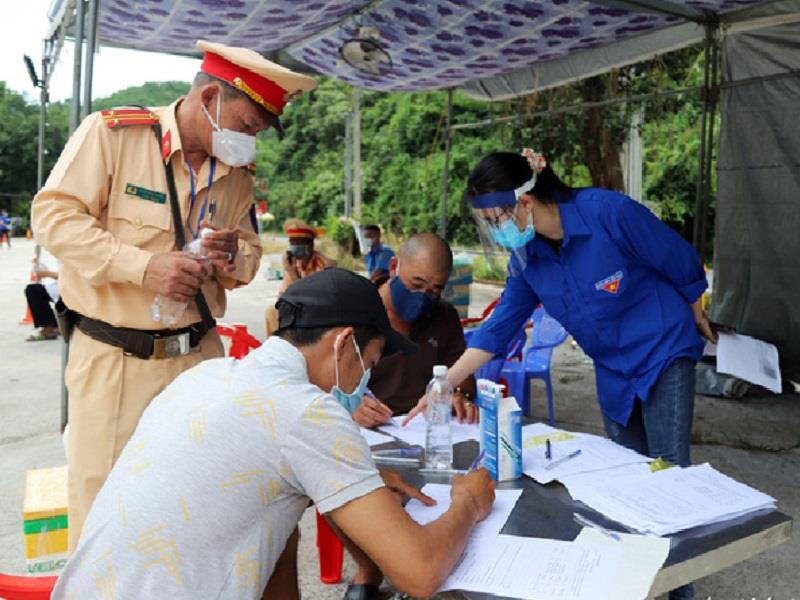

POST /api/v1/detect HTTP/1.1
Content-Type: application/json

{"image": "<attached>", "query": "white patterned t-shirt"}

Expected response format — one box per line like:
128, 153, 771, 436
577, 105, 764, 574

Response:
53, 336, 383, 600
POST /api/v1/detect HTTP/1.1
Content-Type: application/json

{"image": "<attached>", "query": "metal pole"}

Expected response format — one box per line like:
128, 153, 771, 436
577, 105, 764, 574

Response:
69, 0, 85, 133
344, 114, 353, 217
440, 88, 453, 238
692, 30, 712, 251
352, 87, 362, 219
81, 0, 99, 119
37, 46, 48, 191
699, 36, 720, 261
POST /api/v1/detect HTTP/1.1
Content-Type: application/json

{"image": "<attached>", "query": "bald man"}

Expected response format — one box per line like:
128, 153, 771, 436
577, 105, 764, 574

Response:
346, 233, 477, 599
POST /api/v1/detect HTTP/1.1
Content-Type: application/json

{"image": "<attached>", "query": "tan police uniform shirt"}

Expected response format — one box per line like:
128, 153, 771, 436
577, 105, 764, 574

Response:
32, 100, 262, 330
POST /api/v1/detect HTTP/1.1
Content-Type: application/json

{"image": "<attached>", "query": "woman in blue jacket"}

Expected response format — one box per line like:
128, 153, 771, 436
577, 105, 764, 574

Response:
410, 150, 715, 600
410, 150, 716, 470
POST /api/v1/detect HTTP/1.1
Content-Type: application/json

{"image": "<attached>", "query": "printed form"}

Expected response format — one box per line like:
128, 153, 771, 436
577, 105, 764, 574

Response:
438, 535, 621, 600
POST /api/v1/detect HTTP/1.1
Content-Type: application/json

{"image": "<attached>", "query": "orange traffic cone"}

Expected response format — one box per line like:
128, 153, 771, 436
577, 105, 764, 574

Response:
19, 271, 36, 325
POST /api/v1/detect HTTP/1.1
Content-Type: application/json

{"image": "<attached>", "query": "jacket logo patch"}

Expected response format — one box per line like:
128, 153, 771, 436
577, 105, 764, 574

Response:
125, 183, 166, 204
595, 270, 623, 294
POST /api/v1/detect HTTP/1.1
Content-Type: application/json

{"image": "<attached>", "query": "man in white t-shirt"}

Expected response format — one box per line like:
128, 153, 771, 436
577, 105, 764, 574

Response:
53, 268, 495, 600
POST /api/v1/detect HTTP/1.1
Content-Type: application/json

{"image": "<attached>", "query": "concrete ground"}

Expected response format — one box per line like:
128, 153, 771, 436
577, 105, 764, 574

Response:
0, 238, 797, 598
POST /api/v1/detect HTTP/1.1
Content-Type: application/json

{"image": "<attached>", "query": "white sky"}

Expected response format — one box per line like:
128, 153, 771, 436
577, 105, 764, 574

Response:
1, 0, 201, 103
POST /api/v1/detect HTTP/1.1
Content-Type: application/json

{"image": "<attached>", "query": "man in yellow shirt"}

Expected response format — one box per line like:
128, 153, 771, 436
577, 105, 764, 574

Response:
32, 40, 315, 550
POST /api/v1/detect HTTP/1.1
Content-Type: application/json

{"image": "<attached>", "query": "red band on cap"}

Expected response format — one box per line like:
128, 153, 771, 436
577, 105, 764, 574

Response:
286, 228, 315, 239
201, 51, 288, 116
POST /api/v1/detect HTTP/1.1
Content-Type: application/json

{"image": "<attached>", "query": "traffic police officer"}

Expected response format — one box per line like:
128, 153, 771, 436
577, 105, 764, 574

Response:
32, 40, 315, 550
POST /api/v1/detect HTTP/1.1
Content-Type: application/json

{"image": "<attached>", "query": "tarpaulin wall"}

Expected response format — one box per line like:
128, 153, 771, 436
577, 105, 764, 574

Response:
713, 21, 800, 379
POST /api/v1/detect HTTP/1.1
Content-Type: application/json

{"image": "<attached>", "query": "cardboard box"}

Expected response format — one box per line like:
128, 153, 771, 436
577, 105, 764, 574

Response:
23, 466, 68, 574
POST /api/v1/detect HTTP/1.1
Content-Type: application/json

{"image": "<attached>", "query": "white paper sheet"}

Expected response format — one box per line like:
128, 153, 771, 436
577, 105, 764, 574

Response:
404, 484, 522, 540
438, 535, 621, 600
522, 429, 650, 484
359, 427, 393, 447
715, 332, 782, 393
574, 528, 669, 600
561, 463, 776, 536
379, 414, 480, 447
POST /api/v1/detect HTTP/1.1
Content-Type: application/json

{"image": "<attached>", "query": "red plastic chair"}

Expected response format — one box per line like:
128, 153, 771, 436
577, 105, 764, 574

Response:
215, 323, 261, 359
217, 323, 343, 584
0, 573, 57, 600
315, 511, 344, 584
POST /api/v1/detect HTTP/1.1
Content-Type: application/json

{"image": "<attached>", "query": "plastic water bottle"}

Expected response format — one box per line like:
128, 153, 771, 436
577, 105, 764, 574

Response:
151, 228, 211, 326
425, 365, 453, 469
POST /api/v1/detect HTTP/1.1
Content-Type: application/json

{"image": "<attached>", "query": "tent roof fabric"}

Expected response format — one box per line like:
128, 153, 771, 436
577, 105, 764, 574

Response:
57, 0, 780, 97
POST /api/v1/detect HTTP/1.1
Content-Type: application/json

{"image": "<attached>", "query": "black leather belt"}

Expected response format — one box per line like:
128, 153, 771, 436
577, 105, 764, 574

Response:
73, 312, 214, 360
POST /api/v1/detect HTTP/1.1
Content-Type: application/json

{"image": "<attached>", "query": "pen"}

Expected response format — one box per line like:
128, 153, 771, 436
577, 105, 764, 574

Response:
468, 450, 486, 471
372, 447, 424, 458
372, 455, 421, 465
544, 449, 581, 471
545, 438, 552, 460
573, 512, 621, 542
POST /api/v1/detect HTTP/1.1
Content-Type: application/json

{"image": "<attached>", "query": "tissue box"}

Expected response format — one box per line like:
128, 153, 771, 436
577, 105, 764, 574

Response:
477, 379, 523, 481
23, 466, 68, 574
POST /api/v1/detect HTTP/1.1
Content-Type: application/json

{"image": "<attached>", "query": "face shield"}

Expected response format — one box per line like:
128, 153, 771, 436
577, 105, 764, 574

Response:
470, 175, 537, 275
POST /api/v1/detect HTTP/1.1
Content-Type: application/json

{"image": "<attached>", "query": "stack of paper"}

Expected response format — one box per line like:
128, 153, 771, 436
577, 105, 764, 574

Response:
521, 423, 651, 484
561, 463, 776, 536
379, 414, 480, 447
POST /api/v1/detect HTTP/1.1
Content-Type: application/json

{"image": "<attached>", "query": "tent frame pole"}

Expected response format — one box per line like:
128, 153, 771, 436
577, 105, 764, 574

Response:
440, 89, 453, 238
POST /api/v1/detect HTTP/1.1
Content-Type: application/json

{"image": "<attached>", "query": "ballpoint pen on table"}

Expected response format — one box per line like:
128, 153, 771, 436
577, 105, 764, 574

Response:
372, 447, 424, 458
545, 438, 552, 460
573, 512, 622, 542
544, 448, 582, 471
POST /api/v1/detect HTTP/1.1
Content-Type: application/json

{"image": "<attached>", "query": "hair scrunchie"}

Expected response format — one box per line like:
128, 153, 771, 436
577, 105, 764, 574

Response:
521, 148, 547, 174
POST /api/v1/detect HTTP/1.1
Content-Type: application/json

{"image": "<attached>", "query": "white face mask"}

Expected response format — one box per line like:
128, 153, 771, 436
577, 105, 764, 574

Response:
202, 92, 257, 167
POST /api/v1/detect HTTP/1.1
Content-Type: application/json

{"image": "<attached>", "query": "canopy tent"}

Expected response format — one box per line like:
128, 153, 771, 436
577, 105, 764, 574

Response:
46, 0, 784, 95
38, 0, 800, 394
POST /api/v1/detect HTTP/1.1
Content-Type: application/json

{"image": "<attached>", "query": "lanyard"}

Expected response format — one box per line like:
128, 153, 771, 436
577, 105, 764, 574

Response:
187, 157, 216, 239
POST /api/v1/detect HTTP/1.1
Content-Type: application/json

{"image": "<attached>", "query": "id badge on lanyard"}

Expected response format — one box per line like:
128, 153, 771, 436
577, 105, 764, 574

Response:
187, 157, 216, 239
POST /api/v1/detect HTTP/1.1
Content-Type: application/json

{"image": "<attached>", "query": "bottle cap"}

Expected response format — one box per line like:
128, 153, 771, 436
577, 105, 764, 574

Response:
433, 365, 447, 377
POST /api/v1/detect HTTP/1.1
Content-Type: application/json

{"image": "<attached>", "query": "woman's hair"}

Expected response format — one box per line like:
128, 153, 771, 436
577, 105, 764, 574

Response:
464, 151, 574, 205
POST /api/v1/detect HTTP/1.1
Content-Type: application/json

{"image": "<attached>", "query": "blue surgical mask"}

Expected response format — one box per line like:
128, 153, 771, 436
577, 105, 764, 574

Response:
330, 336, 371, 414
490, 212, 535, 249
390, 271, 436, 322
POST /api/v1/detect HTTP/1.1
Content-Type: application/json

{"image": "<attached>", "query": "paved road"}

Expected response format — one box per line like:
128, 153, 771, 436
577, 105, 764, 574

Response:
0, 238, 797, 598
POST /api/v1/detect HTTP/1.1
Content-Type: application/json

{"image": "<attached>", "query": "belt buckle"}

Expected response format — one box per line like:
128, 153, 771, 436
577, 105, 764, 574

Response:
153, 332, 190, 359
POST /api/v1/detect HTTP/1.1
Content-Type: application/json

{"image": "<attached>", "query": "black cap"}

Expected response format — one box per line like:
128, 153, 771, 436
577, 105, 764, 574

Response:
275, 268, 418, 356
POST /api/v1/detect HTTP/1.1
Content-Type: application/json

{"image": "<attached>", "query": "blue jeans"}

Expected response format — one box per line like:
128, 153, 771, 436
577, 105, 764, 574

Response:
602, 357, 696, 600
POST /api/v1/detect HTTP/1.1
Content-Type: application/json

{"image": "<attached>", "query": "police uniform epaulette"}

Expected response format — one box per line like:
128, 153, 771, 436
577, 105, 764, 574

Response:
101, 108, 159, 129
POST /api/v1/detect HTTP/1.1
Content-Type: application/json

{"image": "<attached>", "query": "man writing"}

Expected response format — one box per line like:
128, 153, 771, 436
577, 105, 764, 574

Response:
52, 268, 495, 600
32, 40, 315, 550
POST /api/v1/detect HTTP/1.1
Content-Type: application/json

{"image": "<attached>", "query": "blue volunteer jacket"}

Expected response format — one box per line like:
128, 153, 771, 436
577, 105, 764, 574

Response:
469, 188, 707, 426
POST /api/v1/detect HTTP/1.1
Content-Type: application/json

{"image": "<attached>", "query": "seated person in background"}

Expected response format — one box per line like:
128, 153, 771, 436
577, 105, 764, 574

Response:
24, 258, 60, 341
52, 268, 495, 600
363, 224, 394, 283
265, 217, 336, 336
344, 233, 479, 599
353, 232, 477, 426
